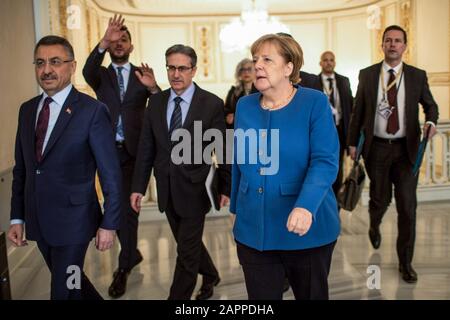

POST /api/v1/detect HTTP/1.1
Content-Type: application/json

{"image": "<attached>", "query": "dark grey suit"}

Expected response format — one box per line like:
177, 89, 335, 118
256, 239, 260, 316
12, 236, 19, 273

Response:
132, 83, 231, 299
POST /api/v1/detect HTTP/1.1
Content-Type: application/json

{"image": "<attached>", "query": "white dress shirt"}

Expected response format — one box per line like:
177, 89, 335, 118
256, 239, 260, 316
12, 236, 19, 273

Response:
321, 73, 341, 125
374, 61, 406, 138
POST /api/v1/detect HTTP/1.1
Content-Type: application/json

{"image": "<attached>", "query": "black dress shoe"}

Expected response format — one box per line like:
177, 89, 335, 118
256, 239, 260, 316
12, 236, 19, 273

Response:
369, 226, 381, 249
282, 278, 290, 293
195, 277, 220, 300
108, 269, 129, 299
399, 264, 418, 283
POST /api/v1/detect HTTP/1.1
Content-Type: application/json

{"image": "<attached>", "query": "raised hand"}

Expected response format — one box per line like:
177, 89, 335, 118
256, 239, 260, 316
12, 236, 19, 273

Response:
100, 14, 126, 50
135, 63, 159, 93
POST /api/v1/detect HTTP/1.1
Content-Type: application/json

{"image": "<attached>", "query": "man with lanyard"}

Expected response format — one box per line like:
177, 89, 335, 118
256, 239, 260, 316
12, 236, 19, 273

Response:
347, 25, 438, 283
318, 51, 353, 203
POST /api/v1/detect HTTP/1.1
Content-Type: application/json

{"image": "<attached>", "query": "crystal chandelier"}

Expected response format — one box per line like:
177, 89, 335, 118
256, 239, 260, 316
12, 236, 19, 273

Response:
220, 1, 290, 53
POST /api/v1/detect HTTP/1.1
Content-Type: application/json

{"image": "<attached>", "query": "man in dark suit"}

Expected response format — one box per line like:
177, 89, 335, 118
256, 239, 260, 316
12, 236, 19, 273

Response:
130, 44, 231, 300
7, 35, 121, 299
82, 15, 160, 298
318, 51, 353, 200
299, 71, 321, 90
347, 25, 439, 283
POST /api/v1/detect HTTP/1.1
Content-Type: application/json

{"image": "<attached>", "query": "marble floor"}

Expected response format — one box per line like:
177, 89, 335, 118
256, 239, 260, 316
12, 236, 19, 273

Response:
16, 201, 450, 300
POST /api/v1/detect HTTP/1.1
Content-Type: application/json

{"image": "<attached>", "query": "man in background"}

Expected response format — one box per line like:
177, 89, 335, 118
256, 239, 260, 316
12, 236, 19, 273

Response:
318, 50, 353, 202
83, 14, 160, 298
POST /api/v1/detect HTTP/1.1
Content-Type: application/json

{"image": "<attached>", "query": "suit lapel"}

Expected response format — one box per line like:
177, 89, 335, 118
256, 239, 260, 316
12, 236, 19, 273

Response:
403, 63, 413, 126
182, 84, 202, 130
41, 87, 79, 161
123, 64, 138, 103
318, 72, 324, 91
369, 62, 383, 120
28, 95, 42, 165
108, 64, 122, 102
160, 90, 171, 142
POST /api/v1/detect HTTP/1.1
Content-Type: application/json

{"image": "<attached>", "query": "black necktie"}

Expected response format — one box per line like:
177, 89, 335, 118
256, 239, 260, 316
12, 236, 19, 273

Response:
169, 96, 183, 139
386, 69, 399, 134
327, 77, 335, 108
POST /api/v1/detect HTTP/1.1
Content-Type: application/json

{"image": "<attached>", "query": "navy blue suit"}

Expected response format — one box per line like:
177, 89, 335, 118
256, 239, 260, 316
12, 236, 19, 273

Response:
11, 87, 122, 299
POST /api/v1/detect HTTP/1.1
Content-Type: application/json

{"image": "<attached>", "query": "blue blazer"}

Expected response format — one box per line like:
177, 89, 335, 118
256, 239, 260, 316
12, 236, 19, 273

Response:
10, 87, 122, 246
230, 87, 340, 250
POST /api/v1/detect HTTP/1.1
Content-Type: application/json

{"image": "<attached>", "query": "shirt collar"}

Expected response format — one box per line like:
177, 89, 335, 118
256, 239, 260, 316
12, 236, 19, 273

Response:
383, 61, 403, 74
321, 73, 335, 81
112, 62, 131, 72
43, 83, 73, 106
169, 82, 196, 104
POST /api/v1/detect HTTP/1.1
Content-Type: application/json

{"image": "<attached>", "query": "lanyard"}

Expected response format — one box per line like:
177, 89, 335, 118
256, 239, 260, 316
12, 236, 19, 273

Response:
322, 78, 334, 97
380, 65, 403, 96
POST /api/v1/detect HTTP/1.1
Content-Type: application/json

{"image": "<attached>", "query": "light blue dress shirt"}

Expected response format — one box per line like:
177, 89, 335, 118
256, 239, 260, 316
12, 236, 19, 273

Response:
166, 82, 196, 128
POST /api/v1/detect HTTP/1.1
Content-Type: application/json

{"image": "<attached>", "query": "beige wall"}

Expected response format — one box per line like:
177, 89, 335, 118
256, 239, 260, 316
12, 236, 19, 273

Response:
416, 0, 450, 120
0, 0, 38, 173
2, 0, 447, 174
38, 0, 446, 113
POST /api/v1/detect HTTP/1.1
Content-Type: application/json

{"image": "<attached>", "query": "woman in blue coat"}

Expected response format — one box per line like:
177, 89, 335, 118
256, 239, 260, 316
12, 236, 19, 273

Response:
230, 34, 340, 300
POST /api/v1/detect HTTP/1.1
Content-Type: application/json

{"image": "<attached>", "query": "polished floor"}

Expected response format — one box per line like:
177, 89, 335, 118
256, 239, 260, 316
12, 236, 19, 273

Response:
18, 201, 450, 300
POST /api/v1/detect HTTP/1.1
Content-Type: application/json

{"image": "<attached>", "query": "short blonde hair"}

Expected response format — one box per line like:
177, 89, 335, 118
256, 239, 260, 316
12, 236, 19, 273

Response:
250, 34, 303, 84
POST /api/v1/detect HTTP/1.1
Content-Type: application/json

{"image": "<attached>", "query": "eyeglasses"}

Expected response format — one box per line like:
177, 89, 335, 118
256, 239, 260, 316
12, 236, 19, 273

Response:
33, 58, 74, 69
166, 65, 193, 73
239, 67, 253, 73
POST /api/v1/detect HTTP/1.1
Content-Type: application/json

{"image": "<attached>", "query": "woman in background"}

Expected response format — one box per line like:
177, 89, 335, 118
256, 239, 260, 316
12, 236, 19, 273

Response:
224, 58, 256, 129
230, 34, 340, 300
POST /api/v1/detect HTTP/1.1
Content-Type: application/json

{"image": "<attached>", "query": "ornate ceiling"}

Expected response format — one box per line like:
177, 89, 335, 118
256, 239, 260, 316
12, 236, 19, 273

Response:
93, 0, 380, 16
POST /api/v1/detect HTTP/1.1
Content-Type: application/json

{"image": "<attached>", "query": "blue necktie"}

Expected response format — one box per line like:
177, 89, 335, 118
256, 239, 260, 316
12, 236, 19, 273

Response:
116, 66, 125, 142
117, 66, 125, 102
169, 96, 183, 139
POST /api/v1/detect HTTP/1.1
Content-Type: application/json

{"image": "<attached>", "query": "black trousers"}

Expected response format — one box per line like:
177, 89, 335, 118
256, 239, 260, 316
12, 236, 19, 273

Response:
236, 241, 336, 300
332, 122, 346, 201
365, 138, 418, 265
165, 195, 219, 300
37, 240, 102, 300
116, 144, 140, 270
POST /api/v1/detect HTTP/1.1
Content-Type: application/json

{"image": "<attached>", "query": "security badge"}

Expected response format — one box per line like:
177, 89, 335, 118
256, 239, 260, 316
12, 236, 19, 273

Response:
377, 98, 394, 120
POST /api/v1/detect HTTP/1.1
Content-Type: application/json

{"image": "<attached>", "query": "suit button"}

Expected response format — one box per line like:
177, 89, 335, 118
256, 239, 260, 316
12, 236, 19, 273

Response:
36, 170, 41, 175
259, 168, 264, 175
258, 187, 263, 194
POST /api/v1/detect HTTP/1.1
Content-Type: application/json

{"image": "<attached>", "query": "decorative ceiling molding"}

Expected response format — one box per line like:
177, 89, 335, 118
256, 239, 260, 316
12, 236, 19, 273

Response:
92, 0, 382, 17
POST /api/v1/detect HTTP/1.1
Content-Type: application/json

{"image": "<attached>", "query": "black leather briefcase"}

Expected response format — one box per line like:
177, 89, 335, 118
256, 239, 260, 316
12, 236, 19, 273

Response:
337, 160, 366, 211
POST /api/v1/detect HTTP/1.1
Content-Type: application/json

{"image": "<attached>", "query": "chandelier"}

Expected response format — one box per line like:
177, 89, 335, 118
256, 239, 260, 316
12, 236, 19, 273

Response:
220, 1, 290, 53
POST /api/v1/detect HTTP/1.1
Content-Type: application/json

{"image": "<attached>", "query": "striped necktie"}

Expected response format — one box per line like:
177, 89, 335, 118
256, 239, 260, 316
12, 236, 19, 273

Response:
169, 96, 183, 139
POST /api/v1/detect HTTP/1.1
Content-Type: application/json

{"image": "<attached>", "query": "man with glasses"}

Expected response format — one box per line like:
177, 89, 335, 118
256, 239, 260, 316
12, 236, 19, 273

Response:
130, 44, 231, 300
83, 14, 160, 298
8, 35, 121, 299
